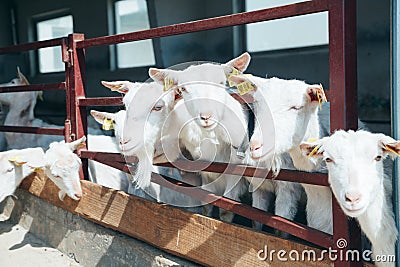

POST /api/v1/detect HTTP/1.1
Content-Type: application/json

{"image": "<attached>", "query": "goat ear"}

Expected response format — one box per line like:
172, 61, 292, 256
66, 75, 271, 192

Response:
379, 135, 400, 157
101, 81, 131, 94
17, 67, 30, 85
307, 85, 327, 103
149, 68, 167, 84
90, 110, 115, 124
225, 52, 251, 73
68, 136, 87, 151
149, 68, 178, 92
90, 110, 115, 130
300, 140, 324, 158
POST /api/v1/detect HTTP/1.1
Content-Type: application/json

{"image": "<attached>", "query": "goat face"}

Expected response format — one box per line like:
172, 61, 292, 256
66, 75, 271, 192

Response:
44, 137, 85, 201
230, 76, 324, 162
301, 130, 400, 217
121, 82, 173, 156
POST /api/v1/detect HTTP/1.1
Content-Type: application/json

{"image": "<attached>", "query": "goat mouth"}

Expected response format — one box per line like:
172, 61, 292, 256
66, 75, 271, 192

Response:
343, 206, 365, 216
201, 123, 217, 130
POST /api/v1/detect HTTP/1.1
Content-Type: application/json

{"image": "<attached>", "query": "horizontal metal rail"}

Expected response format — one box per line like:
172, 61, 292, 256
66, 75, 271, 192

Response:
76, 0, 328, 49
87, 155, 333, 248
0, 37, 66, 54
78, 97, 124, 107
0, 125, 64, 135
0, 82, 66, 93
80, 150, 329, 186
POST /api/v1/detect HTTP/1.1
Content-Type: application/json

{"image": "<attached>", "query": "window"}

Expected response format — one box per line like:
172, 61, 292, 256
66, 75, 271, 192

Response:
246, 0, 328, 52
36, 15, 73, 73
114, 0, 155, 68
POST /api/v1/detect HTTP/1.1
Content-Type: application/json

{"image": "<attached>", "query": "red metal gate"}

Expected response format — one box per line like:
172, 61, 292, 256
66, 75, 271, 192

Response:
0, 1, 360, 266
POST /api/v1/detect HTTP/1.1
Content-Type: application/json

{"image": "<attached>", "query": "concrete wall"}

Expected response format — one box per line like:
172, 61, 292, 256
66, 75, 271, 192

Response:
0, 0, 392, 133
0, 189, 199, 267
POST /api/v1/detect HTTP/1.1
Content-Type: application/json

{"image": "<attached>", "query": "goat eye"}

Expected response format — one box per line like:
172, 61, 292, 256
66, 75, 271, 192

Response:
325, 158, 333, 163
375, 155, 382, 161
152, 106, 163, 111
290, 106, 304, 111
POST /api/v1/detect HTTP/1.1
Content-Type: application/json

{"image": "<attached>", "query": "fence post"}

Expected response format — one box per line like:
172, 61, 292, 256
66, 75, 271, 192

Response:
65, 33, 89, 180
329, 0, 362, 266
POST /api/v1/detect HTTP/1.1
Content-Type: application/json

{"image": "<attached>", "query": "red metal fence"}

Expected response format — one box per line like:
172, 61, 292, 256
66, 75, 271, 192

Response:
0, 1, 360, 266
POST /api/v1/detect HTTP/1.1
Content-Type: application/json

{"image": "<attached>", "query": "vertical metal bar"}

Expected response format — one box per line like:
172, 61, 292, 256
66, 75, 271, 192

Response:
391, 0, 400, 265
328, 0, 361, 266
66, 33, 89, 180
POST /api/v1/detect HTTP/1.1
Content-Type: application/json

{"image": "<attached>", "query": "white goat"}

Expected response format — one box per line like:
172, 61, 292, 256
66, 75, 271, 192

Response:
301, 130, 398, 267
0, 147, 45, 203
0, 137, 86, 203
145, 53, 251, 221
0, 67, 36, 151
90, 108, 202, 211
89, 110, 131, 192
229, 74, 328, 231
98, 81, 201, 198
43, 136, 86, 201
98, 80, 177, 199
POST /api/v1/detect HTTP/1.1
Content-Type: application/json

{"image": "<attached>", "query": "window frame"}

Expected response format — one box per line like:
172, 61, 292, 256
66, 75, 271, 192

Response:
32, 9, 74, 75
235, 1, 329, 55
108, 0, 162, 71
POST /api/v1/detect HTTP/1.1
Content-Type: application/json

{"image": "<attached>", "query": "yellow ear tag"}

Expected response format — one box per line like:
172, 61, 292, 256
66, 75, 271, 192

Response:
316, 84, 328, 111
307, 145, 321, 158
102, 118, 114, 130
227, 67, 240, 87
163, 77, 174, 92
237, 81, 255, 95
306, 137, 318, 143
8, 155, 27, 166
384, 145, 400, 156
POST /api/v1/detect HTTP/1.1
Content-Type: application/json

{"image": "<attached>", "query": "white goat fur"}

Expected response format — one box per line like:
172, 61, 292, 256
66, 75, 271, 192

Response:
97, 82, 202, 208
0, 68, 34, 151
43, 136, 86, 201
146, 54, 250, 221
0, 147, 45, 203
230, 74, 324, 230
301, 130, 398, 267
0, 137, 86, 203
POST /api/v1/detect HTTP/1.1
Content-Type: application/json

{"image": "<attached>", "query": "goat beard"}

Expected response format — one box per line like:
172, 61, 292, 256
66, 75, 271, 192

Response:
131, 145, 154, 190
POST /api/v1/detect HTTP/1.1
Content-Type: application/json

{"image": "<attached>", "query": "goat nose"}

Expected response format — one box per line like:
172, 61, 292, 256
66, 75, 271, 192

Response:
345, 192, 361, 205
200, 113, 211, 121
74, 192, 82, 199
120, 138, 131, 145
250, 140, 263, 152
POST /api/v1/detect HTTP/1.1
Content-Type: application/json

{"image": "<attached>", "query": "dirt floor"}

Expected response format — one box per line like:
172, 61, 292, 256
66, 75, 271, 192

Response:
0, 217, 81, 267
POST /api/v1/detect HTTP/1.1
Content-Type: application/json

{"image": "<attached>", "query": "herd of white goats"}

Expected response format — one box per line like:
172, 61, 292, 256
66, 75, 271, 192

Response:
0, 54, 398, 265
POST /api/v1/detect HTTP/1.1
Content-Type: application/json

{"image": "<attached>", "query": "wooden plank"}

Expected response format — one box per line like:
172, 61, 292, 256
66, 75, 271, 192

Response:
19, 171, 333, 267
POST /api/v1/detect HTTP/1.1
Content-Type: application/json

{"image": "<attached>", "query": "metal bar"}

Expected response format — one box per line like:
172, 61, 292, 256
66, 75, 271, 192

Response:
0, 125, 64, 135
80, 150, 329, 186
328, 0, 361, 266
77, 0, 329, 49
391, 0, 400, 263
80, 150, 138, 164
65, 33, 88, 180
78, 97, 124, 107
0, 82, 66, 93
89, 157, 334, 248
0, 37, 66, 54
157, 160, 330, 186
78, 91, 329, 107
